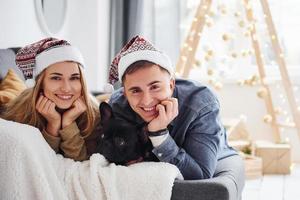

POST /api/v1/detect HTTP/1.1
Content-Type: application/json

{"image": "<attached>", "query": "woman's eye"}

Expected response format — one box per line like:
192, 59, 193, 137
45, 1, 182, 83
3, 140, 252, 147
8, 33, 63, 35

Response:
70, 76, 80, 81
50, 76, 61, 80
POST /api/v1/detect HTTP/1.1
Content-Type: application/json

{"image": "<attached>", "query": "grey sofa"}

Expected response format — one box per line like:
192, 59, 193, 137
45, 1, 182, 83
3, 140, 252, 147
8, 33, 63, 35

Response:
172, 155, 244, 200
0, 48, 23, 81
0, 48, 245, 200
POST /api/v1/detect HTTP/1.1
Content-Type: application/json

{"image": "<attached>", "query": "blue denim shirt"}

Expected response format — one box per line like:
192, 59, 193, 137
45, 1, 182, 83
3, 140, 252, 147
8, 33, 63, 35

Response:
109, 79, 237, 180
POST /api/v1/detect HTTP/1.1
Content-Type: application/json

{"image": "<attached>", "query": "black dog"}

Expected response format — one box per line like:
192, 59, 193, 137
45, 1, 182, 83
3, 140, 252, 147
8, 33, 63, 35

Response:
96, 102, 158, 166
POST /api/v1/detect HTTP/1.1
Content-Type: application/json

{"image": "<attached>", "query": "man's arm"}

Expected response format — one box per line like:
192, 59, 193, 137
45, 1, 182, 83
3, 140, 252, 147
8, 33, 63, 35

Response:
152, 103, 222, 180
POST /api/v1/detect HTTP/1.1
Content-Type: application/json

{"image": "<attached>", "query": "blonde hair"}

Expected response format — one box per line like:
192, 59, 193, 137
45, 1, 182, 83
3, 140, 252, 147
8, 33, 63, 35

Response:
1, 64, 99, 137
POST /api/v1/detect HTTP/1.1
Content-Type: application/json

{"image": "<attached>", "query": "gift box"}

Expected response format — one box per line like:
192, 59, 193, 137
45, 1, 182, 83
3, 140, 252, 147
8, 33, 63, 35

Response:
242, 154, 263, 179
229, 140, 251, 152
255, 141, 291, 174
223, 118, 250, 141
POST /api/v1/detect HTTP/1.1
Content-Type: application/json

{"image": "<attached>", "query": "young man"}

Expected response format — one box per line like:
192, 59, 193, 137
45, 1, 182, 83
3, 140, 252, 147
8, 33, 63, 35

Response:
108, 36, 241, 180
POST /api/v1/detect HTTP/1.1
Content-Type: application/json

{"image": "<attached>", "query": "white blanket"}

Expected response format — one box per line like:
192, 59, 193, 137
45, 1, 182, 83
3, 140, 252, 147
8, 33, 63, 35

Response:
0, 119, 182, 200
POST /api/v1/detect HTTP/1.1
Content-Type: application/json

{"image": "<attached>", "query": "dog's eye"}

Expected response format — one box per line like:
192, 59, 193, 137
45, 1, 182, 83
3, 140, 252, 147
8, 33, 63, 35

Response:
114, 137, 126, 147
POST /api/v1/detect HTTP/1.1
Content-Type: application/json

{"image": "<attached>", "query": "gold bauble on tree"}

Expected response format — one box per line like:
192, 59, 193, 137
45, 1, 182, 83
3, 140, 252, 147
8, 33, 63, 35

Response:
263, 114, 273, 123
222, 33, 231, 41
194, 59, 201, 67
238, 20, 245, 28
207, 68, 214, 76
214, 82, 223, 90
231, 52, 238, 58
234, 11, 241, 18
257, 87, 268, 98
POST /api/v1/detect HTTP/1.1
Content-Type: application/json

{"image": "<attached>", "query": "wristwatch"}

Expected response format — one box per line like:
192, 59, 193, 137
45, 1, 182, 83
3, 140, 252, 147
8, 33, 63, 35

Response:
147, 128, 168, 137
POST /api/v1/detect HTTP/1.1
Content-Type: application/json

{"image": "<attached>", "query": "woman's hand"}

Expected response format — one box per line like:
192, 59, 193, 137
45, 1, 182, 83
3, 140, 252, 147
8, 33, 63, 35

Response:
36, 93, 61, 136
147, 97, 178, 132
62, 96, 87, 128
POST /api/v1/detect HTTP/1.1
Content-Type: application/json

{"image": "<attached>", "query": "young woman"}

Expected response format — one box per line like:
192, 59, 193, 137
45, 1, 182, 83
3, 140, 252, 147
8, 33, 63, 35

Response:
1, 38, 100, 161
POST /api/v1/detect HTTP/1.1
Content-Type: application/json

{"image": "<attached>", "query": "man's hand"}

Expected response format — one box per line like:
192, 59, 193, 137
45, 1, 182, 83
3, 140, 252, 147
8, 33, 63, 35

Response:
147, 97, 178, 132
36, 94, 61, 136
62, 96, 87, 128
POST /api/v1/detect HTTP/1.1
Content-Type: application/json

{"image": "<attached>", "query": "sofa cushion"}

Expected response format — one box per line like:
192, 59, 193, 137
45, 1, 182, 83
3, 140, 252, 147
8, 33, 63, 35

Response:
0, 48, 23, 81
0, 69, 26, 104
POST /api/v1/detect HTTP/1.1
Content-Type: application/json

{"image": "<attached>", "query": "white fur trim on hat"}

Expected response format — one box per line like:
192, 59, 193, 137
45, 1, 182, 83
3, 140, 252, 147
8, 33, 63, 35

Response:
118, 50, 174, 82
25, 79, 36, 88
35, 45, 85, 76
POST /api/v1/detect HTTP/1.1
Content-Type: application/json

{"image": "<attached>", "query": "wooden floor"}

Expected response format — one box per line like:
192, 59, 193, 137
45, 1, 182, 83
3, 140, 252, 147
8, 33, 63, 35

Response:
242, 163, 300, 200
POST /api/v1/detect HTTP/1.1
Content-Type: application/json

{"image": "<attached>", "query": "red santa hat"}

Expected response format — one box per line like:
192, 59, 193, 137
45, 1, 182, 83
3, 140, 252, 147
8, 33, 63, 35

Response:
109, 35, 173, 84
16, 37, 84, 87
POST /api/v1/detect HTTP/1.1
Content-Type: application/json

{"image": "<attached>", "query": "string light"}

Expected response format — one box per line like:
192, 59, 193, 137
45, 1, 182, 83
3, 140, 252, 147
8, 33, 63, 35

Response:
271, 35, 276, 40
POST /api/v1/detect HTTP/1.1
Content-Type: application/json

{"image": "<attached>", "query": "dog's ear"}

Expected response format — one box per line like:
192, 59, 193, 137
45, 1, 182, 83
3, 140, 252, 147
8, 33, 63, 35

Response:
100, 102, 113, 124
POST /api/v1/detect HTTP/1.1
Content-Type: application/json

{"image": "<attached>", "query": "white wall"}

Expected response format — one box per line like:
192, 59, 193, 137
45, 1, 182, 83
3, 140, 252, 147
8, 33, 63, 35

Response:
0, 0, 110, 92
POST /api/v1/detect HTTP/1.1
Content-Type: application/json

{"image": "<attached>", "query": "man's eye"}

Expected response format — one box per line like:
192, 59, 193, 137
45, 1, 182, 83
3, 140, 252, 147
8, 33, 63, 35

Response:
131, 89, 140, 94
150, 85, 159, 90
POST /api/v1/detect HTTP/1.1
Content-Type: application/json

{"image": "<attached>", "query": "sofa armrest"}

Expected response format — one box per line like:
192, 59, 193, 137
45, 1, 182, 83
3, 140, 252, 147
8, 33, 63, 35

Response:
172, 179, 229, 200
171, 155, 245, 200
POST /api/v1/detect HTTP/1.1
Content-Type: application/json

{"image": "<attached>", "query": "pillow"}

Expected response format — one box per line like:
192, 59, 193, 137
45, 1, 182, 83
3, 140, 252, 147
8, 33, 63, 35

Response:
0, 48, 23, 81
0, 69, 26, 104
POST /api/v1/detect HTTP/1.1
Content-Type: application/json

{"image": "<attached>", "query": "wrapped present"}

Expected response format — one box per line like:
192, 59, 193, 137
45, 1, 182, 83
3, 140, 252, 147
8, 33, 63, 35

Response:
242, 154, 263, 179
229, 140, 251, 152
223, 118, 250, 141
255, 141, 291, 174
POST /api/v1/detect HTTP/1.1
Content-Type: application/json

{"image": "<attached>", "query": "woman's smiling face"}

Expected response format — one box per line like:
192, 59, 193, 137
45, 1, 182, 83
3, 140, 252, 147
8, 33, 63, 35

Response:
42, 61, 82, 109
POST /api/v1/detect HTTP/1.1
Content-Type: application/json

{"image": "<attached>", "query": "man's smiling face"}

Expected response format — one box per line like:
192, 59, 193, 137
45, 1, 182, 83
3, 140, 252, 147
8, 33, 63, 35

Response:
123, 64, 175, 122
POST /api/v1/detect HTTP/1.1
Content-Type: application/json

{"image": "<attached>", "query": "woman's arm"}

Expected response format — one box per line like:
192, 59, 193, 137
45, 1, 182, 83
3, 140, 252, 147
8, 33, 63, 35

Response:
59, 122, 88, 161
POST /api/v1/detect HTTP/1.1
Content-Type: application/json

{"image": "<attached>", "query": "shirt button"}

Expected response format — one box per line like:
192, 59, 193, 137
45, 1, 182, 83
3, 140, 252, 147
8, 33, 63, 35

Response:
158, 153, 163, 157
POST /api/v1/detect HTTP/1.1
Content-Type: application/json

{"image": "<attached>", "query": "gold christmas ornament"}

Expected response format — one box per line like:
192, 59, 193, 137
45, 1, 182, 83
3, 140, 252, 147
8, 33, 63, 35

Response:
244, 79, 251, 85
241, 50, 247, 57
205, 19, 214, 27
244, 31, 250, 37
214, 82, 223, 90
231, 52, 238, 58
263, 115, 273, 123
207, 50, 214, 56
251, 74, 259, 83
207, 68, 214, 76
247, 24, 254, 32
234, 11, 241, 18
194, 59, 201, 67
248, 49, 254, 55
257, 87, 268, 98
204, 54, 211, 61
222, 33, 231, 41
238, 20, 245, 27
208, 11, 215, 17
